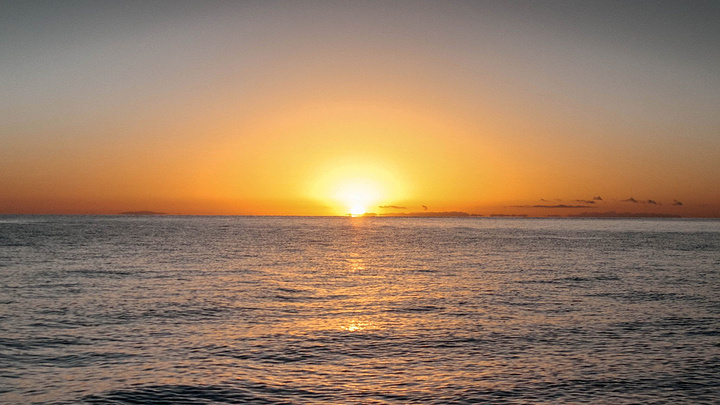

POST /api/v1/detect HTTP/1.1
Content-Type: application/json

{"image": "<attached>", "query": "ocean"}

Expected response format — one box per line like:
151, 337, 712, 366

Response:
1, 216, 719, 404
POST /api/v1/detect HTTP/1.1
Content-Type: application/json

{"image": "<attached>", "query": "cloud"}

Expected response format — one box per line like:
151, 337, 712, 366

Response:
378, 205, 406, 209
511, 205, 591, 209
622, 197, 639, 203
593, 196, 603, 201
383, 211, 470, 217
570, 211, 681, 218
575, 200, 596, 204
673, 200, 683, 206
422, 205, 428, 211
647, 199, 660, 205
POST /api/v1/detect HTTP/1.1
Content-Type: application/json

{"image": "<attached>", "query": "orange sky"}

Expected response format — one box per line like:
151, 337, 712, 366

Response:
1, 2, 719, 217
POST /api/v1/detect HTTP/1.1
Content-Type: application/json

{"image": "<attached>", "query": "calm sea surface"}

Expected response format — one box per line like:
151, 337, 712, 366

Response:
1, 216, 719, 404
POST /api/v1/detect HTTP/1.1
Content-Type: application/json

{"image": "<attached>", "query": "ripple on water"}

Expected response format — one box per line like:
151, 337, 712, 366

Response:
1, 217, 719, 404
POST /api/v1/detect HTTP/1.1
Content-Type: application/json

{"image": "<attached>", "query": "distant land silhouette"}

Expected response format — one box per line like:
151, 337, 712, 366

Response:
362, 211, 682, 218
119, 211, 167, 215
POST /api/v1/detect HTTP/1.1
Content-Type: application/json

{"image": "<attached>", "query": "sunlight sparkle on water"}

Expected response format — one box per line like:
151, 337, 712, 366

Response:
341, 320, 371, 332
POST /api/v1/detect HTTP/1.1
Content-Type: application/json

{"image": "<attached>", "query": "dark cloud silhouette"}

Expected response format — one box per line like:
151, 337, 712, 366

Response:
575, 200, 596, 204
593, 196, 603, 201
383, 211, 470, 217
622, 197, 665, 204
422, 205, 428, 211
673, 200, 683, 206
378, 205, 406, 209
511, 205, 590, 209
570, 211, 681, 218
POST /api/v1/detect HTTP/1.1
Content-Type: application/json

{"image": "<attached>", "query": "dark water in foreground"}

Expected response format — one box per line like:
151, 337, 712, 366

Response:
1, 216, 719, 404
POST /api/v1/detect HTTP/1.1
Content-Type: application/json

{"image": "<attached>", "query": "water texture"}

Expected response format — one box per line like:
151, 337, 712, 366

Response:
1, 216, 719, 404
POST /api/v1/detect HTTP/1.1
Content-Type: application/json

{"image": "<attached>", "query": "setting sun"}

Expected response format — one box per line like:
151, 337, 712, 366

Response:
336, 179, 379, 216
308, 157, 408, 215
349, 204, 366, 216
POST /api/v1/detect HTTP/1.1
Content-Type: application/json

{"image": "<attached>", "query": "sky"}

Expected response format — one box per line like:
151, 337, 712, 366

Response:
1, 0, 719, 216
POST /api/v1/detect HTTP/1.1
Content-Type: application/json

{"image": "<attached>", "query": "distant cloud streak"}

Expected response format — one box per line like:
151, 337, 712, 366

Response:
511, 205, 591, 209
570, 211, 681, 218
382, 211, 470, 217
379, 205, 406, 209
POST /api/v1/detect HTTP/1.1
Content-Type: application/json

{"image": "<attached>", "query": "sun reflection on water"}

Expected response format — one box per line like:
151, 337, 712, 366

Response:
340, 320, 372, 332
347, 257, 365, 272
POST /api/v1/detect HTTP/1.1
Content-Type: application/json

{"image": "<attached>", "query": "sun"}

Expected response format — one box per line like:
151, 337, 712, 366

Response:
349, 204, 366, 216
336, 179, 379, 216
307, 157, 408, 215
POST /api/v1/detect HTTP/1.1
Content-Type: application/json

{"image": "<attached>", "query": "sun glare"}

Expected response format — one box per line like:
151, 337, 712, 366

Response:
308, 158, 408, 215
350, 204, 366, 216
337, 179, 378, 216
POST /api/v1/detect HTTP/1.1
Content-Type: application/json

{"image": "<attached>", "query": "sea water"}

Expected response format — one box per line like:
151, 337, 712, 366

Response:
1, 216, 719, 404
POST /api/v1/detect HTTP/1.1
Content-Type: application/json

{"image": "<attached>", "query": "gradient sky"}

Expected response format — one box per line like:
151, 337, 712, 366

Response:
2, 0, 719, 216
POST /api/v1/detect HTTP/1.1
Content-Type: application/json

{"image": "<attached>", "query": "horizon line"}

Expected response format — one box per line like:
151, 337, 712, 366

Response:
2, 213, 720, 219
